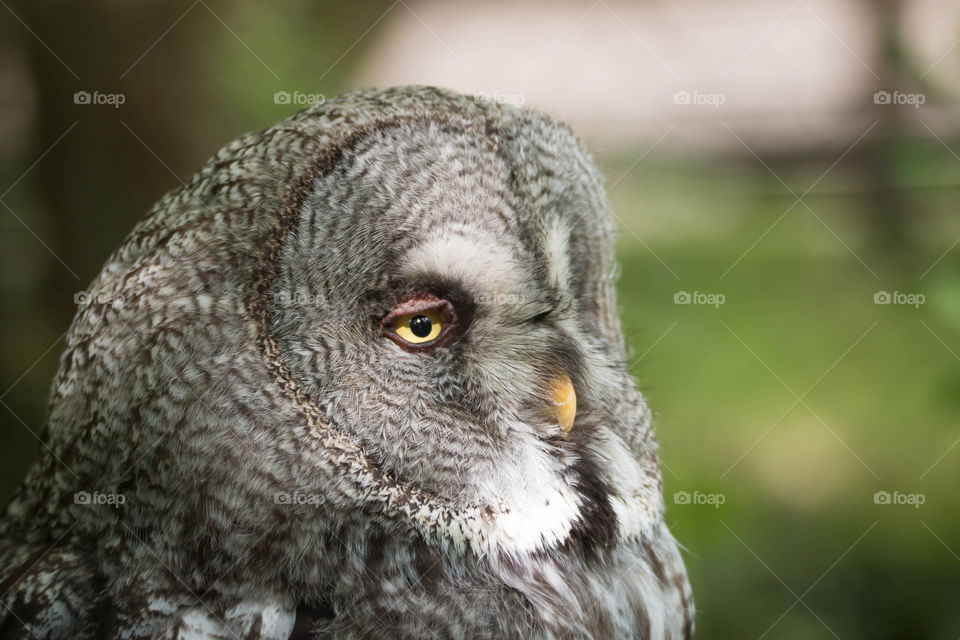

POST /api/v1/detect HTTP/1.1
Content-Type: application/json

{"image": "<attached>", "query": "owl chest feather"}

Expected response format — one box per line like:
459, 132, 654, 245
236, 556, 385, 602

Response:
296, 517, 693, 640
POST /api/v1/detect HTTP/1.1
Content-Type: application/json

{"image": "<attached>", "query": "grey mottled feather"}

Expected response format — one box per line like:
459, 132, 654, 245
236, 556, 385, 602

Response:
0, 86, 693, 639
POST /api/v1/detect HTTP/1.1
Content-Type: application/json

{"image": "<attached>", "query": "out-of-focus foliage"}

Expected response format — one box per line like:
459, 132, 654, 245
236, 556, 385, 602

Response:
604, 149, 960, 639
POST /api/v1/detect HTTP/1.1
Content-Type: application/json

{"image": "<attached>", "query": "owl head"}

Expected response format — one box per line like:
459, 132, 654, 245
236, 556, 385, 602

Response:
7, 87, 666, 591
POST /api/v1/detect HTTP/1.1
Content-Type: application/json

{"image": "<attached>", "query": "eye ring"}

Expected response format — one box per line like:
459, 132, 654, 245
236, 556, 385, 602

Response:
381, 295, 458, 352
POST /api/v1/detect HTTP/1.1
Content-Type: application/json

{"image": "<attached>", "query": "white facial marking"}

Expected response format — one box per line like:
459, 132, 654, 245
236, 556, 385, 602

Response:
543, 218, 573, 292
488, 435, 582, 553
400, 227, 521, 298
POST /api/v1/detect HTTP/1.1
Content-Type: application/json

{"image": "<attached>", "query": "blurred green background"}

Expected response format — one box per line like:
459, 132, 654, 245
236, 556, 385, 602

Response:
1, 1, 958, 638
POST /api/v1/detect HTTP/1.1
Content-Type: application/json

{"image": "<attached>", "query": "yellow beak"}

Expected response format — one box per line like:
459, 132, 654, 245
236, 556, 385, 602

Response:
548, 373, 577, 436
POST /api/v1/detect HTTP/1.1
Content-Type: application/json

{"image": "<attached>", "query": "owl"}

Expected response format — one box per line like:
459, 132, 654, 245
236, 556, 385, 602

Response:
0, 86, 693, 639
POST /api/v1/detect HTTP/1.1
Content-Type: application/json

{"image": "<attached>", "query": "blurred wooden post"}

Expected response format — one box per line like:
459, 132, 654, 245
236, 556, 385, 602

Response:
859, 0, 912, 256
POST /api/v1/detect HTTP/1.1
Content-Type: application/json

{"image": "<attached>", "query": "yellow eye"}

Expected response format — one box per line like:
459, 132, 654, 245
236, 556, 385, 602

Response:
382, 296, 458, 352
392, 310, 443, 344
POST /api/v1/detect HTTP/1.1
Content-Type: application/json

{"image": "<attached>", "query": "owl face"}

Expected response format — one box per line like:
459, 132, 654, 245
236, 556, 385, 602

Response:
266, 115, 661, 553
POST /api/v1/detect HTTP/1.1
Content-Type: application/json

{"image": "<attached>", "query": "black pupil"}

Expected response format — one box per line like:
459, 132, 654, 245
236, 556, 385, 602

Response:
409, 315, 432, 338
